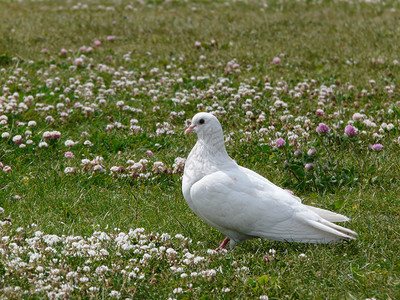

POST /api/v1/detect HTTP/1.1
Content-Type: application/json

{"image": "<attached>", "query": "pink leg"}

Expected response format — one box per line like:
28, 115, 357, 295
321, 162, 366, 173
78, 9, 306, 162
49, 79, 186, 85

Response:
215, 237, 230, 251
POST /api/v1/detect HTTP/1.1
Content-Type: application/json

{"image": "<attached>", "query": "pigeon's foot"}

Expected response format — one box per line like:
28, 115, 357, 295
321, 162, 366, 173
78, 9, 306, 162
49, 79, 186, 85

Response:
215, 237, 230, 251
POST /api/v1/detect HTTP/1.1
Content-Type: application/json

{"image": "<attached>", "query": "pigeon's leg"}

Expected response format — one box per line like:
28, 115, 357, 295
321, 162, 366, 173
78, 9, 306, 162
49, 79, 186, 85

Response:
229, 239, 237, 249
215, 237, 230, 251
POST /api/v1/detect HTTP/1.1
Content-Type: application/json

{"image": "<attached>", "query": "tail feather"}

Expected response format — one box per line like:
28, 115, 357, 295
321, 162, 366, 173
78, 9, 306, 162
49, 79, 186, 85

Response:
305, 205, 350, 223
319, 218, 357, 237
306, 219, 357, 241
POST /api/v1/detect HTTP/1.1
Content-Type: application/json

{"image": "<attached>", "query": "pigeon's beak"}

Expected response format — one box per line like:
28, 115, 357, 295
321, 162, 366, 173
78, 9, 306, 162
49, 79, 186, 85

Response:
185, 125, 196, 134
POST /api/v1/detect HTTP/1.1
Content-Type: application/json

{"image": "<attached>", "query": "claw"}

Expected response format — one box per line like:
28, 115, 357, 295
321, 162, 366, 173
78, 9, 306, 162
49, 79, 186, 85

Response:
215, 237, 230, 251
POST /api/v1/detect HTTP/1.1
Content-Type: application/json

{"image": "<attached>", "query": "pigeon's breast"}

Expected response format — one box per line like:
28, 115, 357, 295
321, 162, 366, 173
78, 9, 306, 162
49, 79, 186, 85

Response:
182, 143, 234, 212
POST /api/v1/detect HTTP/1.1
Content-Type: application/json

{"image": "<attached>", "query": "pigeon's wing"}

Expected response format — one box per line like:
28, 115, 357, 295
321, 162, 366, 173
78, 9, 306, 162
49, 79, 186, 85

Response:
190, 167, 356, 243
240, 166, 350, 222
189, 168, 300, 239
239, 166, 303, 202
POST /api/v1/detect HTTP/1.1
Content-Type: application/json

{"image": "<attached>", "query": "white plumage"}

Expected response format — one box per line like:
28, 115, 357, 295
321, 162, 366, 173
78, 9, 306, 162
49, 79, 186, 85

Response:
182, 112, 357, 250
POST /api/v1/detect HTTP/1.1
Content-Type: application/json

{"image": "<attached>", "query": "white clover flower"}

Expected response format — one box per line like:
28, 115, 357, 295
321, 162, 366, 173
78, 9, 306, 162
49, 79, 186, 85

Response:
140, 253, 152, 264
28, 252, 41, 263
43, 234, 61, 245
106, 124, 114, 131
43, 131, 52, 139
352, 113, 364, 121
172, 157, 186, 173
39, 142, 48, 148
173, 288, 183, 294
45, 116, 55, 123
93, 165, 105, 173
110, 166, 120, 173
64, 167, 75, 174
36, 266, 44, 272
100, 249, 109, 256
222, 288, 231, 293
81, 159, 91, 166
194, 256, 205, 264
1, 132, 10, 138
201, 269, 217, 277
84, 140, 93, 146
28, 121, 37, 127
64, 139, 76, 147
166, 248, 177, 256
95, 265, 109, 274
298, 253, 307, 258
160, 233, 171, 241
12, 135, 23, 143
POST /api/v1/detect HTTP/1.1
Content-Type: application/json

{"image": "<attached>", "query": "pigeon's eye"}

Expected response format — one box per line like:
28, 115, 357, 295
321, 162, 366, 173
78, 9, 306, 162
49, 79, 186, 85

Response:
199, 119, 205, 125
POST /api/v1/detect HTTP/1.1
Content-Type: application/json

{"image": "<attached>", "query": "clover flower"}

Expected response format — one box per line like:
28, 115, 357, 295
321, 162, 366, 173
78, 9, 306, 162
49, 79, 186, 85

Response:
305, 163, 315, 171
64, 152, 74, 158
307, 149, 317, 156
352, 113, 364, 121
371, 143, 383, 151
275, 137, 286, 148
74, 58, 84, 66
316, 123, 330, 134
64, 140, 77, 147
64, 167, 75, 174
12, 135, 23, 145
109, 290, 121, 298
272, 57, 281, 65
172, 157, 186, 173
344, 125, 357, 137
315, 109, 325, 117
28, 121, 37, 127
173, 288, 183, 294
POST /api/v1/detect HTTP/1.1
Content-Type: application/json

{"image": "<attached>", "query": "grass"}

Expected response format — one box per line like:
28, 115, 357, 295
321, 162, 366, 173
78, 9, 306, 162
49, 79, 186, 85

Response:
1, 0, 400, 298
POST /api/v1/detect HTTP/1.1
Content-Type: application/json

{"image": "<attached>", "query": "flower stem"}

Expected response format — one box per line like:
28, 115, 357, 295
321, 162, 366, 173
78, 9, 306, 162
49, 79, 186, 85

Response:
349, 140, 363, 174
283, 146, 300, 182
318, 135, 332, 165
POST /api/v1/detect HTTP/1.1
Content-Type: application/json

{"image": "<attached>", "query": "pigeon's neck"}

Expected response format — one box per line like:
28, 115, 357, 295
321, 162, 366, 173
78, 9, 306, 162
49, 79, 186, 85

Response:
195, 133, 229, 159
183, 131, 235, 192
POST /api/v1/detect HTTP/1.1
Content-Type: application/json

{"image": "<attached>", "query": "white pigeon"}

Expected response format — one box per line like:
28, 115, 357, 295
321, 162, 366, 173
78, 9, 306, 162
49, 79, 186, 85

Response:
182, 112, 357, 250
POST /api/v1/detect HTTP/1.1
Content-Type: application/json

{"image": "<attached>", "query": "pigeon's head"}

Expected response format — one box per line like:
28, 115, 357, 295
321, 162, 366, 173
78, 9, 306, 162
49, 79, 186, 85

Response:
185, 112, 223, 140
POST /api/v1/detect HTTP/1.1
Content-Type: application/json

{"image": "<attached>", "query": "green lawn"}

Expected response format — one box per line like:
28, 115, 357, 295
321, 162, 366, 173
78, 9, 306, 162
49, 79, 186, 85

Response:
0, 0, 399, 298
